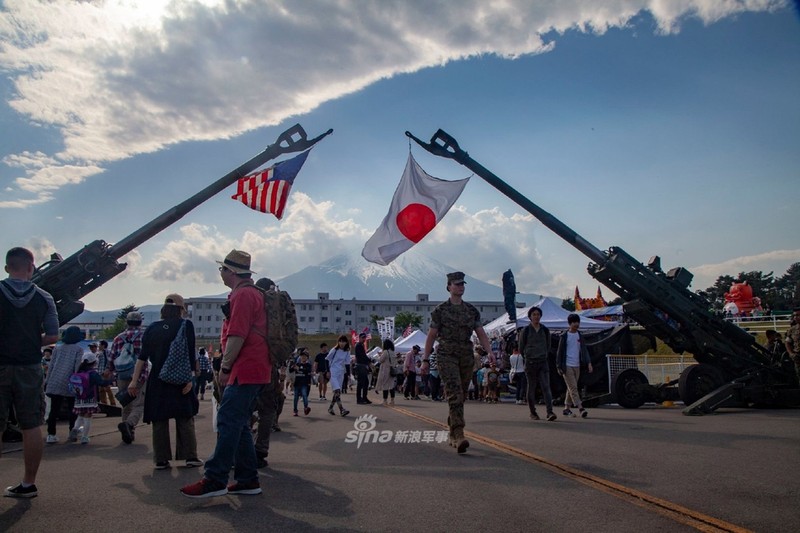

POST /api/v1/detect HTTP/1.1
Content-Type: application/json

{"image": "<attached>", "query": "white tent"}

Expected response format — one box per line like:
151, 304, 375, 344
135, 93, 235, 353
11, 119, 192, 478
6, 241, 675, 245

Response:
367, 346, 382, 362
393, 329, 429, 354
483, 297, 618, 337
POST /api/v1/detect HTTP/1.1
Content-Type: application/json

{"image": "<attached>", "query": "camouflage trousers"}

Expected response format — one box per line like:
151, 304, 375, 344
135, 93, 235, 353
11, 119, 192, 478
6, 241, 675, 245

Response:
437, 351, 474, 438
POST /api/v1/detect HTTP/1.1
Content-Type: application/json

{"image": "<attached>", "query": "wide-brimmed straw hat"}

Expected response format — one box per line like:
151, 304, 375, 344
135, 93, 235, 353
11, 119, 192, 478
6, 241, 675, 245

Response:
216, 249, 255, 274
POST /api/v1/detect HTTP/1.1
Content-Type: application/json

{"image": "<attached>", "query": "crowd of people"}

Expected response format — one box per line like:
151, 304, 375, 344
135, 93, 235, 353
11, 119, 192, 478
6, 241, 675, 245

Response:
4, 244, 799, 500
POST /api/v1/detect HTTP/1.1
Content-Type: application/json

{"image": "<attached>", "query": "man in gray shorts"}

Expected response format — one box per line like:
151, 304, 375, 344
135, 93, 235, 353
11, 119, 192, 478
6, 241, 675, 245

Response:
0, 247, 59, 498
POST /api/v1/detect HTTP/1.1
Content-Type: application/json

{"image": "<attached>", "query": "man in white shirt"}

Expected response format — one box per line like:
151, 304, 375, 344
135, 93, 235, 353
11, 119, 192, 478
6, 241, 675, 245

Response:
556, 314, 593, 418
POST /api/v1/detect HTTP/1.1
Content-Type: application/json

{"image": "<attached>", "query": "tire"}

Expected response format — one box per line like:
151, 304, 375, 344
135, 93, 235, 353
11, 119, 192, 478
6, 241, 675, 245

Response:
678, 364, 725, 406
611, 368, 649, 409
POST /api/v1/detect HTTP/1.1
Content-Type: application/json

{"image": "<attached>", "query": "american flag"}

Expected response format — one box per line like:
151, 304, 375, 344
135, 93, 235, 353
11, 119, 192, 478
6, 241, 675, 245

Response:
402, 325, 412, 337
231, 150, 310, 219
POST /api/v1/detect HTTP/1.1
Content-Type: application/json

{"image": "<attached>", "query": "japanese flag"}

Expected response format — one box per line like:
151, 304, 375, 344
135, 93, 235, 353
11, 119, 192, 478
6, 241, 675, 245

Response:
362, 153, 469, 266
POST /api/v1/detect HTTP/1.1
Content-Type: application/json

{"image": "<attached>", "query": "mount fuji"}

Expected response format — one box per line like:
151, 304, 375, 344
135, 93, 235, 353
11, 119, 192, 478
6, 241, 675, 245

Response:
273, 249, 544, 304
71, 250, 547, 324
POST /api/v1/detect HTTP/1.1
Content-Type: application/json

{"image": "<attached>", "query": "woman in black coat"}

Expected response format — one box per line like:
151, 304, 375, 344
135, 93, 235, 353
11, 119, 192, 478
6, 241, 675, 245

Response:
128, 294, 201, 469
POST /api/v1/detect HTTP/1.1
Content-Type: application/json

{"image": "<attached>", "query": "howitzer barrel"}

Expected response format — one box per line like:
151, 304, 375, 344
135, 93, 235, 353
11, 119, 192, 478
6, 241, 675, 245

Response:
407, 127, 798, 413
32, 124, 332, 326
111, 124, 333, 258
405, 129, 607, 265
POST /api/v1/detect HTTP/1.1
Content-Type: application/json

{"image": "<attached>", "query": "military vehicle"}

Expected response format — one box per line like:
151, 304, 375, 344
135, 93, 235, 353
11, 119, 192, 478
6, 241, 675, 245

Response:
406, 128, 799, 415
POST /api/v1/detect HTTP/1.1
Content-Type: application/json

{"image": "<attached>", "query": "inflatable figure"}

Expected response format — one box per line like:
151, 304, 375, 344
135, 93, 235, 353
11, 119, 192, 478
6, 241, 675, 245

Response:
724, 281, 762, 316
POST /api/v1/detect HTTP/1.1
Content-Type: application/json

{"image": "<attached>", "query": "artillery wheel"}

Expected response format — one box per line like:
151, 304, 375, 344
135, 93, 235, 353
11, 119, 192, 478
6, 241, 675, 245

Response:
678, 364, 725, 406
611, 369, 649, 409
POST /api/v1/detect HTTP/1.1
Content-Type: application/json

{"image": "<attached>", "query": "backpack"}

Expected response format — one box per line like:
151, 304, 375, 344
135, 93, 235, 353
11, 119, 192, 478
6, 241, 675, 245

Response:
69, 372, 92, 400
115, 337, 137, 378
252, 285, 298, 365
159, 320, 194, 385
488, 370, 499, 384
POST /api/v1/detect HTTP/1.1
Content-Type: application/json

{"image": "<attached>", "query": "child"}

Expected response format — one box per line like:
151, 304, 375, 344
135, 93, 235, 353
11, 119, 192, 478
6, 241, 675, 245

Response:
71, 352, 113, 444
485, 363, 500, 403
478, 362, 490, 402
291, 350, 313, 416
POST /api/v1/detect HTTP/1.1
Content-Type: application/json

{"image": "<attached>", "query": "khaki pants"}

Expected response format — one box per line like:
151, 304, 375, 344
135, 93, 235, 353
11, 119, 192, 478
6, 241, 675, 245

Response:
117, 377, 146, 427
563, 366, 582, 408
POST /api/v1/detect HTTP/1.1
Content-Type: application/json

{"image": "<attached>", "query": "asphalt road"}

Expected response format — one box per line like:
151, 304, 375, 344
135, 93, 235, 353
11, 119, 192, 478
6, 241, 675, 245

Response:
1, 391, 798, 532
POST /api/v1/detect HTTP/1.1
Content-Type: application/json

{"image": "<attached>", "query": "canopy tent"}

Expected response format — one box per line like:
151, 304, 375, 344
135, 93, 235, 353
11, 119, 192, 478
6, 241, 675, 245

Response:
393, 329, 429, 354
483, 297, 618, 337
367, 346, 382, 362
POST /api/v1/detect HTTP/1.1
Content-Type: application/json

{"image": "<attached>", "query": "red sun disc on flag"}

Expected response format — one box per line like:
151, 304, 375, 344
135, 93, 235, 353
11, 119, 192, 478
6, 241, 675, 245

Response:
396, 203, 436, 243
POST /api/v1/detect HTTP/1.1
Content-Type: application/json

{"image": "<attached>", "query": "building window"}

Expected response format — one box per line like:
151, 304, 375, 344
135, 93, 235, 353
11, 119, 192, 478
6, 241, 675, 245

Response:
345, 310, 352, 315
322, 305, 328, 310
309, 317, 315, 322
335, 317, 341, 323
345, 320, 352, 326
300, 317, 306, 322
359, 305, 365, 311
321, 317, 328, 323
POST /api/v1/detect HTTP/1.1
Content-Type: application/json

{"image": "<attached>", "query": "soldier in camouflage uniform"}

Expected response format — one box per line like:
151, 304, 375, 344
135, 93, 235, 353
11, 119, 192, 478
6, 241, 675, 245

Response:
424, 272, 493, 454
785, 308, 800, 382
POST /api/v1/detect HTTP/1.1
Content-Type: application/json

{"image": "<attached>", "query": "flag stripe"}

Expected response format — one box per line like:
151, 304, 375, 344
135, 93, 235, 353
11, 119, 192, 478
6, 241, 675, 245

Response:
231, 150, 310, 219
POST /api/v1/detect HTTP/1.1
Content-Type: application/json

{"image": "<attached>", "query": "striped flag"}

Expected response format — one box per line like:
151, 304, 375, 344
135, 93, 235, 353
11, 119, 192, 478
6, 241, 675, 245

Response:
402, 324, 412, 337
231, 150, 311, 219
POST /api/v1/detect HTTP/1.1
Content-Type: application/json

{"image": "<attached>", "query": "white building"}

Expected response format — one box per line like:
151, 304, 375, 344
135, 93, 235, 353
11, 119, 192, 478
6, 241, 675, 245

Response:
187, 292, 508, 337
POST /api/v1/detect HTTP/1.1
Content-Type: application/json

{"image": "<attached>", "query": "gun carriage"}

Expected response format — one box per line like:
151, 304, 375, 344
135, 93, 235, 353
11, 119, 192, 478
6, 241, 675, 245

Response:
407, 128, 799, 415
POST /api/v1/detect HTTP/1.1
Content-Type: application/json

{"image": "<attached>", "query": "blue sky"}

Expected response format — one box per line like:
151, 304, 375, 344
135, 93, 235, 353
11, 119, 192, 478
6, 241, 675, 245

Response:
1, 1, 798, 312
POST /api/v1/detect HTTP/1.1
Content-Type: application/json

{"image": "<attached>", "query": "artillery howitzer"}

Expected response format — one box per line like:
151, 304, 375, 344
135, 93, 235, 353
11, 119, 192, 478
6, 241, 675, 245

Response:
32, 124, 332, 326
407, 128, 799, 415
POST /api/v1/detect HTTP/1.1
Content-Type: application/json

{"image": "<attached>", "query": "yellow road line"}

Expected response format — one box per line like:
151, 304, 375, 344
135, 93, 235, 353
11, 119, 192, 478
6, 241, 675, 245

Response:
392, 406, 752, 533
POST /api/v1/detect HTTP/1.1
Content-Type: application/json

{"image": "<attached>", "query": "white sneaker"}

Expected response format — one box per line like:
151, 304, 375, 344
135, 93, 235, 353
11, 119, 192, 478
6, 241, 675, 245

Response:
68, 428, 81, 442
46, 434, 59, 444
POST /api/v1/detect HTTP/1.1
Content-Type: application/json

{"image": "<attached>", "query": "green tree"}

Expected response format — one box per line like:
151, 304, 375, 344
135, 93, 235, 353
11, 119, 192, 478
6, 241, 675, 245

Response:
560, 298, 575, 312
395, 311, 422, 331
102, 304, 139, 340
697, 274, 735, 311
774, 262, 800, 310
607, 296, 624, 306
369, 314, 384, 327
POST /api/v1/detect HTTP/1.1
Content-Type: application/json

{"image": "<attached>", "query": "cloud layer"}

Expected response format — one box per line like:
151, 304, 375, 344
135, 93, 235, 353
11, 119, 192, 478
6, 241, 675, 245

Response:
132, 191, 562, 295
0, 0, 784, 206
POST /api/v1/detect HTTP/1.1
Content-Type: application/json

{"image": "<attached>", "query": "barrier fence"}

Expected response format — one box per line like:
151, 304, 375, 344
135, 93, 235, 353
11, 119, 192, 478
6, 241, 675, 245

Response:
606, 354, 695, 399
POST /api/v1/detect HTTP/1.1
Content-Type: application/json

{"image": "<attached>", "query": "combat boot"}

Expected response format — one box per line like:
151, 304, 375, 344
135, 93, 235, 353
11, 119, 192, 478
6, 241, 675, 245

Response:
452, 431, 469, 454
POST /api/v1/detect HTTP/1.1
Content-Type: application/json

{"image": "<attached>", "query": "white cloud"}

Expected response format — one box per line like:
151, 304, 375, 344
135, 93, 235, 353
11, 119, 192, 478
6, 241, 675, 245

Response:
0, 0, 784, 204
134, 193, 565, 298
690, 249, 800, 289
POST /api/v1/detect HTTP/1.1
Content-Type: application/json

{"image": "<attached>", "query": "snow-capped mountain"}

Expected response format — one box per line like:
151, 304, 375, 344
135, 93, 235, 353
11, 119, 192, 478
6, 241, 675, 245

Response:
273, 249, 540, 302
71, 250, 545, 323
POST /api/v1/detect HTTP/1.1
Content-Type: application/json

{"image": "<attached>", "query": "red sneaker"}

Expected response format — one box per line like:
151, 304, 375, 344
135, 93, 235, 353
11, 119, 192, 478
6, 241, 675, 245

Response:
180, 478, 228, 499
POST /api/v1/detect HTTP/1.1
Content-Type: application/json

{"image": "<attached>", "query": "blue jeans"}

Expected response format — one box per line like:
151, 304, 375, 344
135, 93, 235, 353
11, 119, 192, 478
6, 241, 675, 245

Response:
293, 384, 309, 412
204, 382, 263, 485
514, 372, 527, 401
